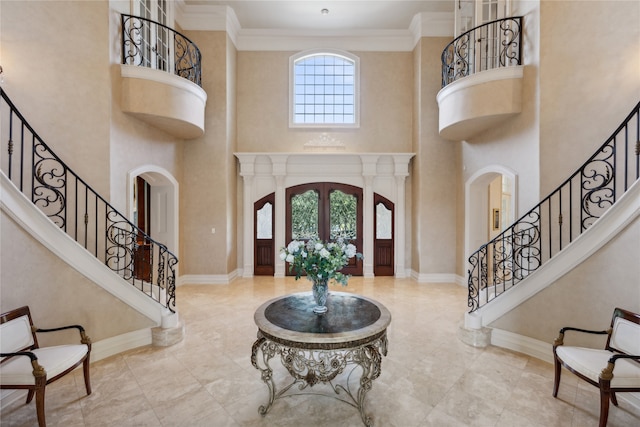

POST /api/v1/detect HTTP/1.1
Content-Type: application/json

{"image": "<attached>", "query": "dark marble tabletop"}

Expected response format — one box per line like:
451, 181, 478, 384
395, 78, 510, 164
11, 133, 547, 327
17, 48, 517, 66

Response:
264, 293, 382, 334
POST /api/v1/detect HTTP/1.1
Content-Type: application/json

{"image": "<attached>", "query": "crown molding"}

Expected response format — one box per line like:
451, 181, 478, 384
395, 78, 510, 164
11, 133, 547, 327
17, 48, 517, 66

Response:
175, 2, 453, 51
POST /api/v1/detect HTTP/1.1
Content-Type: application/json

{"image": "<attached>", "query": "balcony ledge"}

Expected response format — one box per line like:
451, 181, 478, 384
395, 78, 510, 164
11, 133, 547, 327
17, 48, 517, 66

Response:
120, 65, 207, 139
437, 66, 524, 141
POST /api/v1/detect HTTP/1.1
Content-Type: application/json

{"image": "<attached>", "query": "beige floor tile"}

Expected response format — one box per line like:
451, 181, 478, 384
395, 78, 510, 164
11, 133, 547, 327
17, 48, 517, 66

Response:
2, 277, 639, 426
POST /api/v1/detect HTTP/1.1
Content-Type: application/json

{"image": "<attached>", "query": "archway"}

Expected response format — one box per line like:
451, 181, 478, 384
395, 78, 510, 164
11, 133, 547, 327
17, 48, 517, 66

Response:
127, 165, 179, 264
464, 165, 517, 274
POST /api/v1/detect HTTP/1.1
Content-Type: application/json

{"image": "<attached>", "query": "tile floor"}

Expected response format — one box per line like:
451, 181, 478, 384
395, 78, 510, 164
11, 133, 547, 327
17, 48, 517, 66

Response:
1, 277, 639, 426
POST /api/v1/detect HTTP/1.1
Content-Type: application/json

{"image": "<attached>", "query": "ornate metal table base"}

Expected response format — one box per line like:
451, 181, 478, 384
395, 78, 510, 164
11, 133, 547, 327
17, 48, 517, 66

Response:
251, 331, 388, 427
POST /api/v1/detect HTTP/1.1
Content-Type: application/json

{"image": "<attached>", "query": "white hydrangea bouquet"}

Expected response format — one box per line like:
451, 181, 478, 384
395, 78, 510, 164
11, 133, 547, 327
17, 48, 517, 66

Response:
280, 238, 362, 286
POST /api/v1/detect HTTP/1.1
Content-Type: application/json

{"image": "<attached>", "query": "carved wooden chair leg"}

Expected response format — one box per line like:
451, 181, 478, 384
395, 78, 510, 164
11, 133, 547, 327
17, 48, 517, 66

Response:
552, 356, 561, 397
598, 388, 610, 427
83, 358, 92, 395
35, 385, 46, 427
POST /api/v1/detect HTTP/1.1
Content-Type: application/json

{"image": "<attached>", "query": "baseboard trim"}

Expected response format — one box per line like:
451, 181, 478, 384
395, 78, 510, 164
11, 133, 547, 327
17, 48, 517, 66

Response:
91, 328, 152, 362
410, 271, 464, 285
178, 270, 239, 285
490, 327, 640, 410
491, 327, 553, 364
1, 329, 152, 409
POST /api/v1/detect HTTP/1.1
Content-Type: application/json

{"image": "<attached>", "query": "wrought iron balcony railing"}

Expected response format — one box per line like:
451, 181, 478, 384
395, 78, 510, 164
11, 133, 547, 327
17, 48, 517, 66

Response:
441, 16, 523, 88
468, 102, 640, 312
1, 88, 177, 312
121, 14, 202, 87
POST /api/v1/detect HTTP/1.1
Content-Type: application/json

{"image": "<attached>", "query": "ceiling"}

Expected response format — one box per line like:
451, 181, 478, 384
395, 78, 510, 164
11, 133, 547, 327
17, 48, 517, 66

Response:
184, 1, 454, 31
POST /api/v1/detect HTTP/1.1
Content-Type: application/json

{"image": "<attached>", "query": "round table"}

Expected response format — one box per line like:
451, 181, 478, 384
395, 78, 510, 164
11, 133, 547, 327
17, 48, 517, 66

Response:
251, 291, 391, 426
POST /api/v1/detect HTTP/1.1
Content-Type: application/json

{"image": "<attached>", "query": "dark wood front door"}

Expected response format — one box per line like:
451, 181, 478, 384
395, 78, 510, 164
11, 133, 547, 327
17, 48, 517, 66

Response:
285, 183, 363, 276
254, 193, 275, 276
133, 176, 152, 282
374, 194, 394, 276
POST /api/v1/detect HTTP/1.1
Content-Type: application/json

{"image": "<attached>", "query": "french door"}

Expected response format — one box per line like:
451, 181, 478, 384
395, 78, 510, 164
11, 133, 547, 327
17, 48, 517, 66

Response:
285, 183, 363, 276
455, 0, 511, 73
134, 0, 171, 71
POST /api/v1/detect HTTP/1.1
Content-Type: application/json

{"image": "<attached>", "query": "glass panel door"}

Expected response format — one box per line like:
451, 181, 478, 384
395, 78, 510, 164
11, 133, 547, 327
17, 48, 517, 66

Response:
286, 183, 362, 276
255, 194, 275, 275
135, 0, 172, 72
374, 194, 394, 276
329, 190, 357, 240
291, 189, 319, 240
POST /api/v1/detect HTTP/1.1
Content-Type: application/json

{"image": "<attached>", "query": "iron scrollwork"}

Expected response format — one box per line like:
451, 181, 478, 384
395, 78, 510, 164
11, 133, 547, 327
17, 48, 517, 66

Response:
581, 144, 615, 229
467, 103, 639, 313
121, 14, 202, 87
251, 331, 388, 427
2, 84, 180, 315
441, 16, 523, 88
32, 143, 67, 229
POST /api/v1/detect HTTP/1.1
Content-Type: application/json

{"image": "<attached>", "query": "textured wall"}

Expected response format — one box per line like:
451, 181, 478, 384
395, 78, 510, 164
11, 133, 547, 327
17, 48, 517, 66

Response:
0, 213, 155, 345
414, 38, 460, 276
236, 51, 413, 153
539, 0, 640, 195
490, 217, 640, 346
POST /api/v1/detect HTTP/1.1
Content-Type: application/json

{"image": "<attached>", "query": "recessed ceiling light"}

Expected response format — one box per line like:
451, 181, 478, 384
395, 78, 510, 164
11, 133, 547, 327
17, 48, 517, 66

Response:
321, 8, 329, 15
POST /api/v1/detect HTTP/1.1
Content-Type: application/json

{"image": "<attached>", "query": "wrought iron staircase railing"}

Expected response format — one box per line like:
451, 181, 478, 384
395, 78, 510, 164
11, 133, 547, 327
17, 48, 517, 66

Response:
121, 14, 202, 87
441, 16, 523, 88
468, 101, 640, 312
0, 88, 177, 312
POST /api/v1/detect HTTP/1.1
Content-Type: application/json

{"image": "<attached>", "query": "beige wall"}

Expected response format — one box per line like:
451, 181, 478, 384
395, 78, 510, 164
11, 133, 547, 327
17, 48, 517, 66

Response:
413, 38, 460, 275
235, 49, 416, 274
108, 3, 184, 215
490, 217, 640, 346
236, 51, 413, 152
0, 213, 155, 345
0, 0, 183, 345
226, 36, 238, 273
0, 0, 112, 197
180, 31, 235, 275
460, 1, 541, 215
539, 0, 640, 194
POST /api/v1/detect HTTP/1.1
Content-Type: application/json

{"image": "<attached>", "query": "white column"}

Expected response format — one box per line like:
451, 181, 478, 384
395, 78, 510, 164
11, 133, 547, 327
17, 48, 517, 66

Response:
393, 155, 412, 278
362, 175, 375, 277
273, 175, 286, 277
270, 155, 288, 277
238, 156, 256, 278
394, 175, 407, 278
360, 155, 379, 278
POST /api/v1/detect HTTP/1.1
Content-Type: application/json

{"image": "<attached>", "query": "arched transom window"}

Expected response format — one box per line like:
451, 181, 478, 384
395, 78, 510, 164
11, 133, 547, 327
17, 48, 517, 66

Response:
290, 50, 360, 127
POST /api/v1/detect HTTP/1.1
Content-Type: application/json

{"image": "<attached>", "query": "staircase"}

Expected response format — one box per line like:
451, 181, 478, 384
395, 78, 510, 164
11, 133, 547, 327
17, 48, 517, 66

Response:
465, 101, 640, 332
0, 88, 181, 352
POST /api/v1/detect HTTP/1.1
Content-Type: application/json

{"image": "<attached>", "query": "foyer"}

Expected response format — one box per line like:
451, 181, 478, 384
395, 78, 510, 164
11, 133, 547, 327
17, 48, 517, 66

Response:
2, 277, 638, 426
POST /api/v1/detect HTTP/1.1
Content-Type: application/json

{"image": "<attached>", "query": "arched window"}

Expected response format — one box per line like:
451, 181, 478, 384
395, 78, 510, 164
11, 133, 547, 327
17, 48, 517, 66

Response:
290, 50, 360, 127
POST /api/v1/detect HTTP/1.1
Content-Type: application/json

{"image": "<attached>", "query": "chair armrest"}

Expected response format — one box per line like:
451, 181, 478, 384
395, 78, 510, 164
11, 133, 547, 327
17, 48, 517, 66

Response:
608, 354, 640, 363
553, 327, 611, 347
34, 325, 92, 345
600, 354, 640, 381
0, 352, 47, 378
1, 351, 38, 362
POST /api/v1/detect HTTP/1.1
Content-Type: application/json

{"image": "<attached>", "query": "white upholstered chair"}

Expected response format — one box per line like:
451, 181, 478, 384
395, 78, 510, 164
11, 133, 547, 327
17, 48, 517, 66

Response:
552, 307, 640, 427
0, 306, 92, 427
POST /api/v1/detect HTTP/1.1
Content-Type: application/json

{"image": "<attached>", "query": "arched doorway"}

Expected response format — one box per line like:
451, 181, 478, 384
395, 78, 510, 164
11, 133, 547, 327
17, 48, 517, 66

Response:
127, 166, 179, 268
285, 182, 363, 276
465, 166, 517, 274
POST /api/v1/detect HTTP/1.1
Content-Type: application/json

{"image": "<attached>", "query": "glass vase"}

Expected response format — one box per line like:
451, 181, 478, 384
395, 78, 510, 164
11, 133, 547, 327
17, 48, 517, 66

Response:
311, 278, 329, 314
